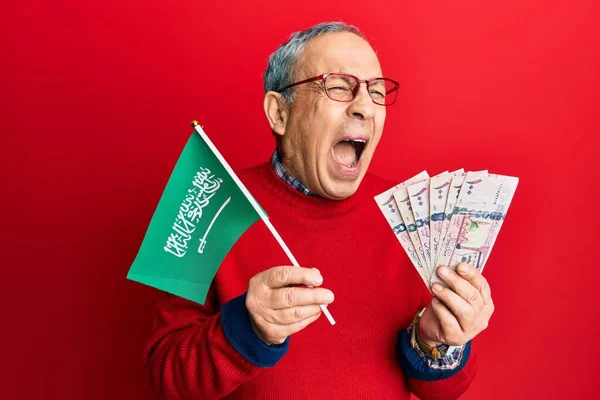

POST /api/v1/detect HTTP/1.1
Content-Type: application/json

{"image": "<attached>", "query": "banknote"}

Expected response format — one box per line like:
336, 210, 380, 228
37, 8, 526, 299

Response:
432, 171, 518, 285
393, 187, 431, 280
407, 180, 433, 270
429, 170, 464, 270
429, 173, 451, 266
374, 171, 430, 286
433, 174, 467, 275
377, 169, 517, 290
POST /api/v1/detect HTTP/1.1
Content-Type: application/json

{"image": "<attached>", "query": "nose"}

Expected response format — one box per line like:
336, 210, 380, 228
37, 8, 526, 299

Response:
346, 82, 377, 121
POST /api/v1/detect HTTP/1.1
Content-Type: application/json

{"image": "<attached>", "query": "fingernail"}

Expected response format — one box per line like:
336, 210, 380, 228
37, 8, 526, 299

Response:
432, 283, 443, 292
324, 291, 334, 303
432, 297, 439, 304
458, 264, 469, 274
438, 266, 449, 277
313, 274, 323, 285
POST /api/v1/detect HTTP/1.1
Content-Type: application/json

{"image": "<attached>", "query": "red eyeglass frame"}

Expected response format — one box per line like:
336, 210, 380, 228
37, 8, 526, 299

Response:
277, 72, 400, 105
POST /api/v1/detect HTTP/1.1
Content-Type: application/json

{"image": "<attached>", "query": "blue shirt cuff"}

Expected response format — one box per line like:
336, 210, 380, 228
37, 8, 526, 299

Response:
220, 292, 289, 367
397, 328, 471, 381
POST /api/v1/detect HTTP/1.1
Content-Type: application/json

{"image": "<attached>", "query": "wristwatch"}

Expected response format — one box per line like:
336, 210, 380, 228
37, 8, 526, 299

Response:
410, 308, 457, 361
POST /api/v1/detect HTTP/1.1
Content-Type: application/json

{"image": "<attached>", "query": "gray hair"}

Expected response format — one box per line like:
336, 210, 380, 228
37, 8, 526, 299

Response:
263, 22, 365, 104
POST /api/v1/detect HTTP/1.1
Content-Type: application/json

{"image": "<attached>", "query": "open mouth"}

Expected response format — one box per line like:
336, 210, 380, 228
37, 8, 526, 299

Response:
332, 139, 367, 168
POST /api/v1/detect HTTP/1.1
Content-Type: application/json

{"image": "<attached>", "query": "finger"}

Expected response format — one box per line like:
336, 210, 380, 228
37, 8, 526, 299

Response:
455, 263, 492, 304
436, 265, 483, 307
263, 266, 323, 289
268, 305, 322, 325
272, 311, 322, 338
429, 298, 464, 346
270, 286, 335, 309
431, 282, 473, 330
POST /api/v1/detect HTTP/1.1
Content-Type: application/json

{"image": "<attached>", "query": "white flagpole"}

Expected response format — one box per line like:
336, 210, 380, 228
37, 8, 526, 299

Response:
192, 121, 336, 326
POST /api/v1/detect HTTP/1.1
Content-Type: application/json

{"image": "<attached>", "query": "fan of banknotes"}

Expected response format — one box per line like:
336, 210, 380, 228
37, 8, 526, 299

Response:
375, 170, 518, 290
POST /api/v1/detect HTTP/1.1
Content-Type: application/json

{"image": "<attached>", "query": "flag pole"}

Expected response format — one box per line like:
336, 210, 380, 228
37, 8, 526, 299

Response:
192, 121, 336, 326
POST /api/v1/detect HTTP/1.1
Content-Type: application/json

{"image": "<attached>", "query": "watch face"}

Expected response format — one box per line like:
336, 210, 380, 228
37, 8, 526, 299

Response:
437, 344, 449, 354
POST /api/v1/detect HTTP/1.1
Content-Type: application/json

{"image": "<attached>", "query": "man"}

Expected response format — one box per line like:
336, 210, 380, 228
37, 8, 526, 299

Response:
144, 22, 494, 400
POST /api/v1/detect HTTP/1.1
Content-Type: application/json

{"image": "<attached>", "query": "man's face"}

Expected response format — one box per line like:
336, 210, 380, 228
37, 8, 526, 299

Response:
278, 31, 387, 200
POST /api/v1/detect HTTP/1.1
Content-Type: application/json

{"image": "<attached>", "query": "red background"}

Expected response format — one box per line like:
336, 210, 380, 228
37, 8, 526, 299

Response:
3, 1, 599, 399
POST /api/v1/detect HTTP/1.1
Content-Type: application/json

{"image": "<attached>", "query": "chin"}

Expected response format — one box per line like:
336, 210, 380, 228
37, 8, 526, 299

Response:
319, 153, 372, 200
320, 176, 364, 200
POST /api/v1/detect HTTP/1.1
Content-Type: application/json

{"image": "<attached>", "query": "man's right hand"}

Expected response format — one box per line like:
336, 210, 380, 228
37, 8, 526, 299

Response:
245, 266, 334, 345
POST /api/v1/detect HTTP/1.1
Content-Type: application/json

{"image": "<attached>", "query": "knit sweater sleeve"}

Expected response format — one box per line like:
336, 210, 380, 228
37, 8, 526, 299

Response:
142, 284, 287, 400
404, 340, 478, 400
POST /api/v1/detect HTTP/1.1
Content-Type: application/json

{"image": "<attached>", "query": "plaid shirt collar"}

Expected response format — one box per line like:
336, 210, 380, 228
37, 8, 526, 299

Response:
271, 149, 318, 197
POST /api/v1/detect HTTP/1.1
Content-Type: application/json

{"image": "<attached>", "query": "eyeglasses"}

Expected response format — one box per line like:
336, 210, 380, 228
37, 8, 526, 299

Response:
277, 72, 400, 106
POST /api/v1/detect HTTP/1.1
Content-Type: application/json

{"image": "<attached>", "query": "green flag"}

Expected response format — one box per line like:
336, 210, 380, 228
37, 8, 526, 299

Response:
127, 123, 263, 304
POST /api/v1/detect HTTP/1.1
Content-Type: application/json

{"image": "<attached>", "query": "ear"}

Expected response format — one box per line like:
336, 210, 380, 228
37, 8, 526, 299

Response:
263, 91, 289, 137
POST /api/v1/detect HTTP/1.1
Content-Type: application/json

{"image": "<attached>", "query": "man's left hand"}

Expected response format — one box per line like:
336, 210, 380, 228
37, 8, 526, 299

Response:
418, 263, 495, 348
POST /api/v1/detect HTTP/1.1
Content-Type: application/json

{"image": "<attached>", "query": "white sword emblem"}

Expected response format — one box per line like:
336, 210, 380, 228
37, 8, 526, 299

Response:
198, 196, 231, 254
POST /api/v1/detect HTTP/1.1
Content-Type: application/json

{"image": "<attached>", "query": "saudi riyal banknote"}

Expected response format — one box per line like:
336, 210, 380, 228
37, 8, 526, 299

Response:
377, 169, 517, 290
374, 171, 430, 286
429, 173, 451, 262
432, 171, 518, 285
433, 174, 466, 277
429, 169, 464, 272
407, 180, 433, 271
393, 187, 431, 280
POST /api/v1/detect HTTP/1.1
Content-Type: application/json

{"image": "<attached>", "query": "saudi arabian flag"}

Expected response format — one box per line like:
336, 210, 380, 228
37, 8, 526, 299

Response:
127, 122, 263, 305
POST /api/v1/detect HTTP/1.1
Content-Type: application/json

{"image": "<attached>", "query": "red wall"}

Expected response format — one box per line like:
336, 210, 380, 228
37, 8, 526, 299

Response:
3, 1, 598, 398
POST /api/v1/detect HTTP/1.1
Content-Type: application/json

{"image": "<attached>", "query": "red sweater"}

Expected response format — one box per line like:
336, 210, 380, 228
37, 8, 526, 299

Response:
144, 162, 477, 400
